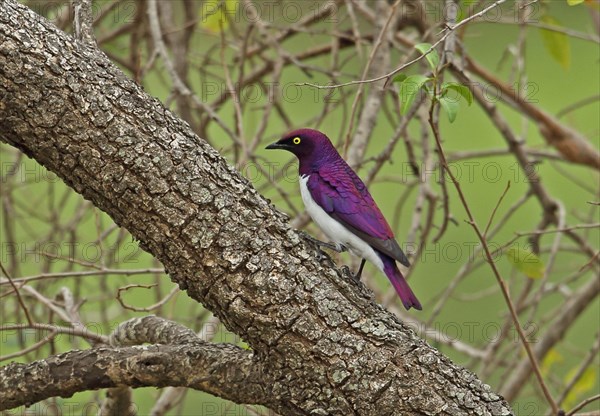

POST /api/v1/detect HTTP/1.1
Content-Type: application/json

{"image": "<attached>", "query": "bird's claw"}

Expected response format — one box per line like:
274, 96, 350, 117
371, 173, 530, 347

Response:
340, 266, 360, 283
299, 232, 331, 262
338, 266, 360, 284
300, 232, 346, 253
340, 265, 354, 280
299, 231, 321, 247
315, 248, 329, 262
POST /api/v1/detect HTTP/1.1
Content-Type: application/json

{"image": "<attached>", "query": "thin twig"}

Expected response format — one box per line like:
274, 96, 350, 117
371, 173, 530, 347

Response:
527, 203, 567, 323
146, 0, 237, 142
0, 329, 57, 362
490, 19, 600, 43
516, 223, 600, 236
427, 92, 560, 415
557, 95, 600, 119
557, 332, 600, 407
297, 0, 507, 90
116, 284, 179, 312
0, 323, 107, 344
21, 286, 71, 323
579, 251, 600, 272
343, 0, 399, 163
219, 23, 245, 161
0, 261, 33, 326
484, 181, 511, 238
566, 394, 600, 416
0, 268, 165, 286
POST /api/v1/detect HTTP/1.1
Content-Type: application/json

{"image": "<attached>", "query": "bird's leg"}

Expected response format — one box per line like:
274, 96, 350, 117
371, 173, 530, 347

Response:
353, 259, 366, 282
317, 240, 347, 253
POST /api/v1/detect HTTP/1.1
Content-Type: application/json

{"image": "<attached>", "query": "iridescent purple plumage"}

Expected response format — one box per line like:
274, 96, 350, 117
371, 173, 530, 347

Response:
267, 129, 421, 310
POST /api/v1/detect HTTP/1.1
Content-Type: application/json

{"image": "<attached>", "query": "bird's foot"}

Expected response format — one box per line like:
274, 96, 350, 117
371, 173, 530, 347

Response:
323, 241, 348, 253
341, 265, 368, 295
300, 232, 347, 254
300, 232, 330, 262
315, 248, 328, 262
340, 266, 356, 282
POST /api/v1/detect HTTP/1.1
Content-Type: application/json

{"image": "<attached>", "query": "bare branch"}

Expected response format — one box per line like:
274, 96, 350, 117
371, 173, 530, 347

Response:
558, 332, 600, 407
427, 89, 560, 414
146, 0, 237, 142
500, 274, 600, 402
0, 323, 108, 345
0, 268, 166, 286
462, 57, 600, 170
0, 328, 57, 362
344, 0, 398, 166
0, 261, 33, 326
566, 394, 600, 416
116, 284, 179, 313
0, 342, 263, 411
298, 0, 507, 89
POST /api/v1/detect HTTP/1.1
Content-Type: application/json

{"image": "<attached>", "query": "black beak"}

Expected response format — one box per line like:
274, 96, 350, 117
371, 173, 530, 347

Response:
265, 141, 287, 150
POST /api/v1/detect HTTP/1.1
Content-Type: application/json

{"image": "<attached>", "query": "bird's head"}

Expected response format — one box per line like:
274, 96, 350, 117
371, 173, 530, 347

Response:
265, 129, 336, 163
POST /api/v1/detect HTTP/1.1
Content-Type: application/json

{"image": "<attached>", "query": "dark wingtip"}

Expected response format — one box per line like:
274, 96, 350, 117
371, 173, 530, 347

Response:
399, 254, 411, 268
403, 298, 422, 311
397, 246, 411, 268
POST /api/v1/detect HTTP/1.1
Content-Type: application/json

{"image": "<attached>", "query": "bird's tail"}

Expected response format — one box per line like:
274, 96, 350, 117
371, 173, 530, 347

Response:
381, 255, 422, 311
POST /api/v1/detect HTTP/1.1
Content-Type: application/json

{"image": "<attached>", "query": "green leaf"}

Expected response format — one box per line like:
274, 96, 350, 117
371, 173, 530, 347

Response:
397, 75, 431, 115
439, 96, 459, 123
541, 349, 563, 377
505, 246, 545, 279
239, 341, 252, 350
201, 0, 235, 33
563, 367, 597, 409
539, 15, 571, 70
415, 43, 439, 70
422, 84, 433, 98
567, 0, 584, 5
392, 73, 407, 84
442, 82, 473, 106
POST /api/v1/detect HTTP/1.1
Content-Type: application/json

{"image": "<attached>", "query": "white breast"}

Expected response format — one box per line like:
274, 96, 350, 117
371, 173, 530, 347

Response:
299, 175, 384, 272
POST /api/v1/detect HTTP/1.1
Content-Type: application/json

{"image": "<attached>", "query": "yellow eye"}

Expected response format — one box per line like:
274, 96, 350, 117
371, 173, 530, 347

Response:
293, 137, 301, 145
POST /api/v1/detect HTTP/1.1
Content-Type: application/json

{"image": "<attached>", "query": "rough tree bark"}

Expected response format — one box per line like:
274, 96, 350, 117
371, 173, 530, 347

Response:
0, 1, 513, 415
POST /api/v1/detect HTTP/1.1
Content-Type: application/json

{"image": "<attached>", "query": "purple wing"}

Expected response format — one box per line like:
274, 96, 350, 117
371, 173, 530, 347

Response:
307, 162, 410, 267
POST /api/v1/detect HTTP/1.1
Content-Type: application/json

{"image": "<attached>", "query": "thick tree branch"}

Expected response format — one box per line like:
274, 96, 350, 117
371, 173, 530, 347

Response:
0, 1, 513, 414
0, 342, 264, 410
